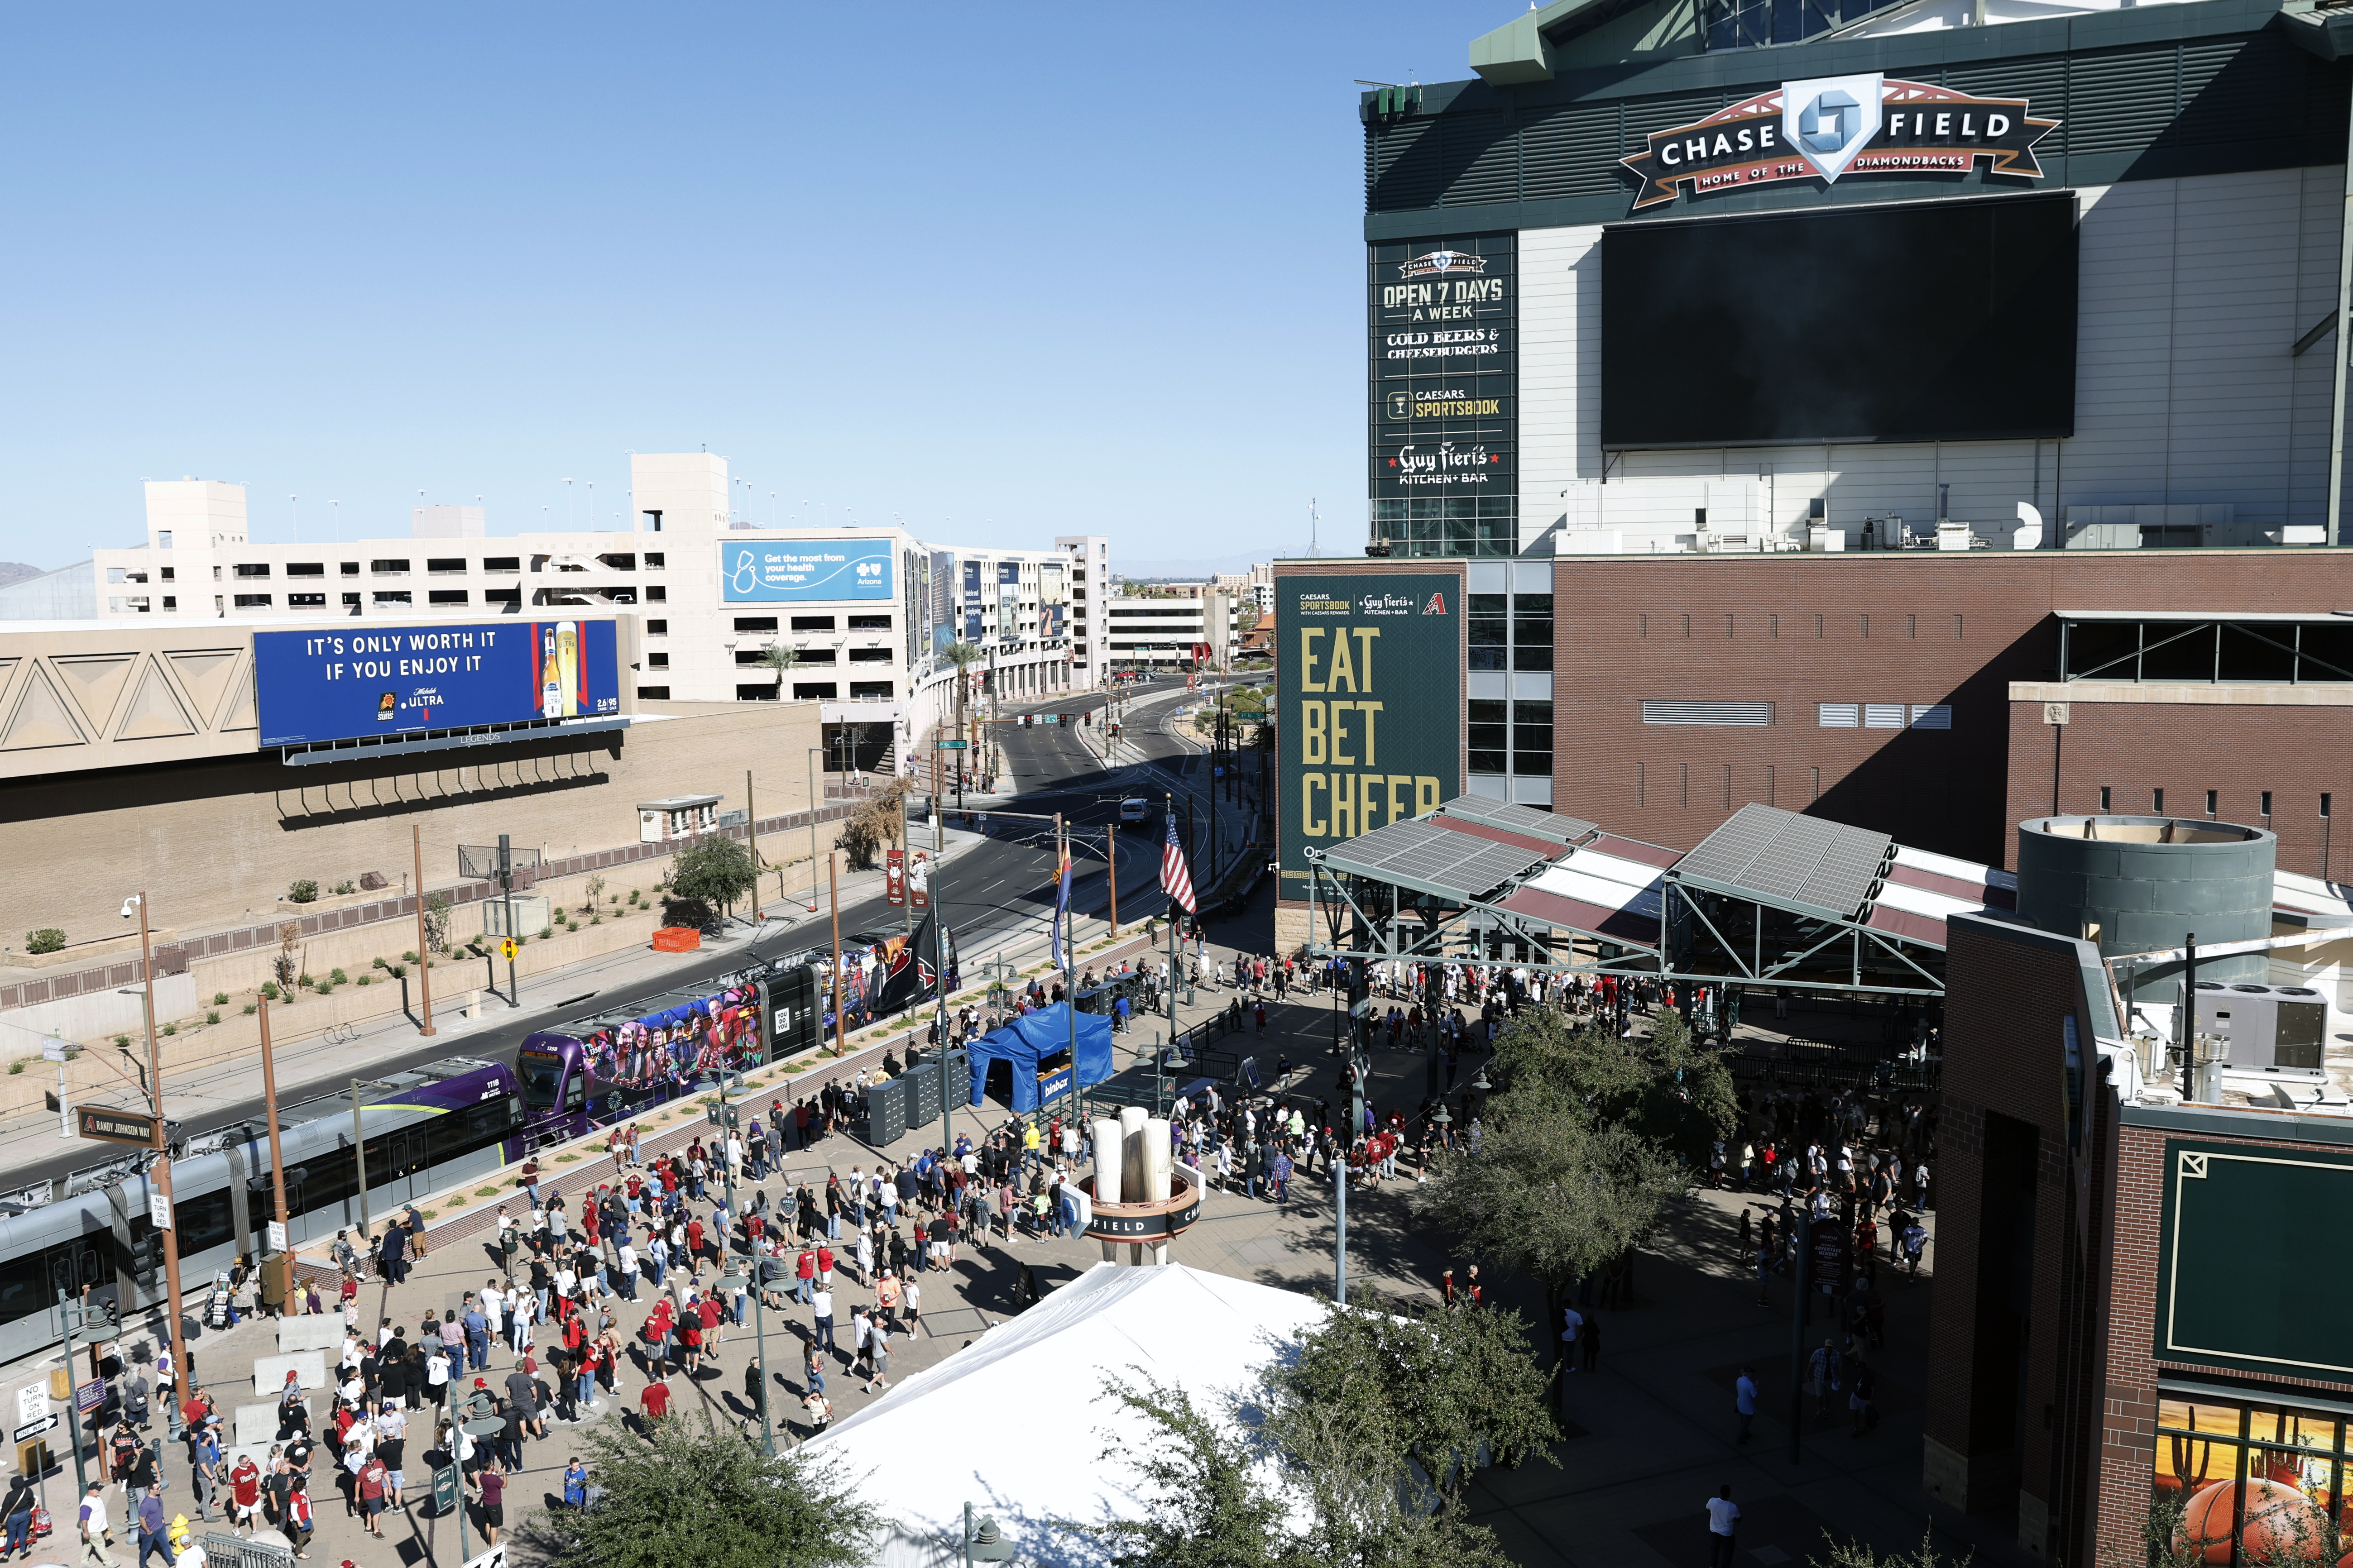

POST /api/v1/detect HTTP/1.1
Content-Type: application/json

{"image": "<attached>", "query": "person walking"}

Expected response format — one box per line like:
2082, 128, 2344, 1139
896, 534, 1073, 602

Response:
1705, 1486, 1740, 1568
811, 1285, 836, 1355
79, 1484, 118, 1568
1559, 1304, 1583, 1371
1734, 1367, 1759, 1444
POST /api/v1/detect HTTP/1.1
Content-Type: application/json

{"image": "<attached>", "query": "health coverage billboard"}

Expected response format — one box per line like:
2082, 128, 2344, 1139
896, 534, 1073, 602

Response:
721, 539, 894, 603
254, 620, 620, 747
1276, 571, 1462, 902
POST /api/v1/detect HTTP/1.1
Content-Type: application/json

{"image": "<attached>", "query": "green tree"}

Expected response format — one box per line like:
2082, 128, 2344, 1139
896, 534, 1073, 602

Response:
1491, 1007, 1737, 1167
1261, 1298, 1557, 1514
525, 1412, 880, 1568
940, 640, 986, 790
1416, 1071, 1690, 1389
670, 834, 758, 923
1071, 1374, 1314, 1568
760, 642, 799, 696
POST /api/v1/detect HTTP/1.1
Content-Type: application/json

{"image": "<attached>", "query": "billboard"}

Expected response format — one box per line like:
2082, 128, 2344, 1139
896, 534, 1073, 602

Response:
1276, 572, 1460, 900
1369, 234, 1516, 514
720, 539, 894, 603
254, 620, 620, 747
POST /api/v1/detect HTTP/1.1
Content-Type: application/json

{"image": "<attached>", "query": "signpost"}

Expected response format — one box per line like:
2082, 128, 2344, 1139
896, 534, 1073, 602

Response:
76, 1108, 159, 1147
499, 939, 518, 963
149, 1193, 172, 1231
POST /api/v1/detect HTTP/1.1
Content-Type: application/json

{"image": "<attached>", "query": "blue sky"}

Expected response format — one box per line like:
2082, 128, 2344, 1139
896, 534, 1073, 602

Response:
0, 2, 1502, 573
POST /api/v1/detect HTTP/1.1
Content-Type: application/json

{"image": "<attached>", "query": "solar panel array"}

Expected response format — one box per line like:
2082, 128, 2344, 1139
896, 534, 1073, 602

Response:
1322, 815, 1545, 899
1675, 803, 1893, 919
1438, 795, 1599, 846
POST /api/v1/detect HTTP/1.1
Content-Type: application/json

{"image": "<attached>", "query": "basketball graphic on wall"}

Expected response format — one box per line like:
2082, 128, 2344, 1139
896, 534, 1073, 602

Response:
2176, 1479, 2324, 1565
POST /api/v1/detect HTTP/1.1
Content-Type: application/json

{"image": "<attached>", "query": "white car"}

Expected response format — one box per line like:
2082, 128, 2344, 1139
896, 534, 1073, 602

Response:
1119, 798, 1150, 824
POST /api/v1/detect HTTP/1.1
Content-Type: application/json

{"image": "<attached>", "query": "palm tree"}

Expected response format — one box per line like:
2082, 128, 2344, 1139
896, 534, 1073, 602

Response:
760, 642, 798, 697
941, 640, 985, 795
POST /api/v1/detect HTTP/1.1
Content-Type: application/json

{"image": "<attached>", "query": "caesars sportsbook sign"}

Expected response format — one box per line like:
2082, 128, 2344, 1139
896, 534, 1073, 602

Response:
1278, 573, 1460, 898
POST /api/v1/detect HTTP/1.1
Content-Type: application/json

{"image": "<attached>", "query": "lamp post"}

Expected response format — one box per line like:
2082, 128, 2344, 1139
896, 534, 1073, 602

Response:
715, 1061, 775, 1455
962, 1505, 1016, 1568
805, 747, 825, 912
126, 893, 186, 1362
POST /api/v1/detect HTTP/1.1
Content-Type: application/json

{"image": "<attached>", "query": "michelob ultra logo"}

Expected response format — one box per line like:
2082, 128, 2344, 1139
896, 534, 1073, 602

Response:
1621, 74, 2057, 210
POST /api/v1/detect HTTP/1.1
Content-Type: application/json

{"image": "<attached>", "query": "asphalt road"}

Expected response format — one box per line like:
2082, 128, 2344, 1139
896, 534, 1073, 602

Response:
7, 677, 1232, 1190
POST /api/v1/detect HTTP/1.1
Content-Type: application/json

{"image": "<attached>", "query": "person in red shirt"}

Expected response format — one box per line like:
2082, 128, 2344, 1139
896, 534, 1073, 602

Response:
228, 1456, 263, 1536
685, 1218, 705, 1274
639, 1377, 671, 1426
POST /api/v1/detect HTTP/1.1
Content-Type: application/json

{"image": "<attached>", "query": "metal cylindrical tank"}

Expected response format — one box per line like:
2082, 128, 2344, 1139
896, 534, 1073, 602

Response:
2014, 815, 2275, 1000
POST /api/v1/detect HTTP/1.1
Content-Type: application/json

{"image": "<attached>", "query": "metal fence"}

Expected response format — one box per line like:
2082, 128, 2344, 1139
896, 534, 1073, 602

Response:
206, 1534, 295, 1568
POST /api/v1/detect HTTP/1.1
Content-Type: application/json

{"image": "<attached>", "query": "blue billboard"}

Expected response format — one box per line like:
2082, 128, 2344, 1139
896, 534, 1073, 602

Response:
721, 539, 894, 603
254, 620, 621, 747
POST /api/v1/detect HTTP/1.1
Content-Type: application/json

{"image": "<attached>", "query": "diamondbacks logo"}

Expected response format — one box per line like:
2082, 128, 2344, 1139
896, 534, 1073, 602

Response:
1422, 592, 1447, 616
1622, 73, 2056, 210
1398, 249, 1489, 280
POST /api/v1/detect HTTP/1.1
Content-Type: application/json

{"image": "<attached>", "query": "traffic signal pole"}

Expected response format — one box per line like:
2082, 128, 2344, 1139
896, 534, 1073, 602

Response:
134, 894, 186, 1367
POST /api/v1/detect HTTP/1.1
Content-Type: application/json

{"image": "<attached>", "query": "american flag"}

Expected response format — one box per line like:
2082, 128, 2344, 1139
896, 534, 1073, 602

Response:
1160, 810, 1197, 915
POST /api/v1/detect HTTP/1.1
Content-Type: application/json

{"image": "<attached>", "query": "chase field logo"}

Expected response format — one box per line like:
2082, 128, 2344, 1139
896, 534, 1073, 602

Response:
1398, 249, 1490, 280
1621, 73, 2056, 210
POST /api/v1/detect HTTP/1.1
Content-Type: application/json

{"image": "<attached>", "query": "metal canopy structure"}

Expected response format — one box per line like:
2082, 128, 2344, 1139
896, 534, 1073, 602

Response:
1304, 798, 2006, 999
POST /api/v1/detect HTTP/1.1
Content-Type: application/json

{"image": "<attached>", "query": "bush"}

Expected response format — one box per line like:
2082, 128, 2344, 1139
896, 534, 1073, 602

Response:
629, 889, 642, 905
297, 973, 314, 988
332, 880, 356, 896
5, 1062, 20, 1076
205, 1010, 220, 1025
212, 991, 228, 1006
403, 951, 418, 964
592, 914, 603, 925
160, 1023, 176, 1037
329, 968, 349, 985
113, 1034, 130, 1049
242, 1004, 256, 1016
354, 975, 370, 987
287, 880, 319, 904
370, 956, 388, 970
24, 929, 65, 955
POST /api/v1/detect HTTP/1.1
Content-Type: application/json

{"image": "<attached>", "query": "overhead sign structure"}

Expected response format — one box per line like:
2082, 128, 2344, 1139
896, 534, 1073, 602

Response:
1276, 572, 1461, 899
720, 540, 894, 603
77, 1108, 158, 1147
1623, 73, 2058, 210
254, 621, 620, 748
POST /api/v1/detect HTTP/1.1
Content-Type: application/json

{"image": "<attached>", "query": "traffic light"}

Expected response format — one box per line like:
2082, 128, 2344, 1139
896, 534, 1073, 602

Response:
128, 1234, 163, 1280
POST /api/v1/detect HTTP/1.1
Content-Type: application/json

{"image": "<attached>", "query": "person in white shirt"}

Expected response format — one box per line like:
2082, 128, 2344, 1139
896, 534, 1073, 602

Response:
1705, 1486, 1739, 1568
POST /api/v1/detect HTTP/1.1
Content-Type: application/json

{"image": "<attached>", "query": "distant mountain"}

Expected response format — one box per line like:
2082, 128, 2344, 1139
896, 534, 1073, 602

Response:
0, 563, 43, 589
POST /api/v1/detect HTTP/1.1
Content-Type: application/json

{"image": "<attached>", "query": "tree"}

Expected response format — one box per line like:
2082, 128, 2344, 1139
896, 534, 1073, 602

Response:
761, 642, 799, 696
837, 781, 910, 872
1261, 1297, 1558, 1514
670, 835, 758, 924
1416, 1074, 1689, 1386
1491, 1007, 1738, 1168
940, 641, 985, 789
525, 1411, 880, 1568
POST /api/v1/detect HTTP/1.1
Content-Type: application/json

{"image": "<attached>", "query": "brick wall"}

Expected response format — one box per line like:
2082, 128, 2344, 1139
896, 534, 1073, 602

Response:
1543, 551, 2353, 866
2006, 697, 2353, 879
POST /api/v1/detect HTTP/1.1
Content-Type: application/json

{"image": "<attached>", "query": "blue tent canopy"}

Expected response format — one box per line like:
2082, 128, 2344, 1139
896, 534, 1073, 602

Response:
967, 1004, 1114, 1113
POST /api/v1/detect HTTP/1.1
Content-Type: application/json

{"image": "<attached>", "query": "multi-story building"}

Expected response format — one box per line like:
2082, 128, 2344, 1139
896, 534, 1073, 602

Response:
1105, 584, 1249, 671
1057, 535, 1113, 683
51, 454, 1103, 762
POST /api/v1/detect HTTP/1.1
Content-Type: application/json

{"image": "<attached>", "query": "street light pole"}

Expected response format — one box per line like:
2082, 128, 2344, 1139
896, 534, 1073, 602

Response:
133, 894, 187, 1361
412, 826, 435, 1036
746, 769, 763, 925
805, 746, 824, 913
716, 1062, 774, 1454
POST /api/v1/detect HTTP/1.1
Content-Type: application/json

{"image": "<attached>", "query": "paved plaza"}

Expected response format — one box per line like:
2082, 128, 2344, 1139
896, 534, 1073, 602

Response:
5, 886, 1998, 1568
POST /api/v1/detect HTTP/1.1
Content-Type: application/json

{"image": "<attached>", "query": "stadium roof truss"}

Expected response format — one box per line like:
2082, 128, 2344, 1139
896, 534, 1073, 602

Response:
1302, 799, 2021, 999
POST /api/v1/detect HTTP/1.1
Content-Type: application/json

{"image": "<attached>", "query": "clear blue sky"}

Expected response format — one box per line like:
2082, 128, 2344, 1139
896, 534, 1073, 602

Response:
0, 2, 1502, 572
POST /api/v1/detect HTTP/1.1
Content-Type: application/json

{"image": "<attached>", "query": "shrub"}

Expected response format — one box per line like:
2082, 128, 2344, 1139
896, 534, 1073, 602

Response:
403, 951, 418, 964
5, 1062, 19, 1076
371, 956, 388, 970
211, 991, 228, 1006
113, 1034, 130, 1049
242, 1004, 256, 1016
297, 973, 314, 988
260, 981, 281, 1001
332, 880, 356, 896
354, 975, 370, 987
205, 1011, 220, 1025
592, 915, 603, 925
287, 880, 319, 904
24, 929, 65, 955
329, 968, 349, 985
160, 1023, 176, 1037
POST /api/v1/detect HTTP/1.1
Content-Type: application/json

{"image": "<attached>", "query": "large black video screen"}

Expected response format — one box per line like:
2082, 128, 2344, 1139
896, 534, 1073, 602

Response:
1600, 191, 2077, 449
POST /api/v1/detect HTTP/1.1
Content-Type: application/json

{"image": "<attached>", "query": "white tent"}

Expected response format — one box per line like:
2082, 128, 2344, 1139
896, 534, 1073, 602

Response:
801, 1262, 1327, 1568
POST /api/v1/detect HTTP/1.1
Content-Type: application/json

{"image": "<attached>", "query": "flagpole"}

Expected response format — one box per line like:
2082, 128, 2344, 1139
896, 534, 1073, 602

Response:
1166, 792, 1179, 1056
1059, 813, 1076, 1113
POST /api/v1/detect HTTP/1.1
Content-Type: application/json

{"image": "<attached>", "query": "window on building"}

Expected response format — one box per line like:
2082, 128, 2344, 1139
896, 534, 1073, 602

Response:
733, 617, 779, 632
484, 588, 519, 607
1468, 699, 1507, 774
1514, 596, 1554, 671
637, 685, 671, 700
645, 652, 668, 669
1512, 701, 1552, 776
848, 648, 890, 664
791, 616, 836, 632
427, 558, 466, 574
157, 531, 172, 549
2152, 1395, 2352, 1568
2154, 788, 2166, 813
341, 593, 360, 610
792, 682, 838, 700
736, 684, 779, 702
429, 590, 467, 605
642, 552, 665, 568
374, 591, 412, 606
483, 556, 521, 572
646, 619, 667, 635
1468, 594, 1507, 673
849, 613, 891, 630
161, 597, 175, 609
2207, 789, 2219, 816
235, 563, 270, 578
370, 559, 410, 575
287, 563, 323, 577
288, 593, 325, 608
646, 587, 665, 602
233, 594, 272, 608
849, 681, 893, 699
340, 562, 360, 576
2262, 791, 2274, 816
2100, 786, 2112, 812
159, 568, 173, 581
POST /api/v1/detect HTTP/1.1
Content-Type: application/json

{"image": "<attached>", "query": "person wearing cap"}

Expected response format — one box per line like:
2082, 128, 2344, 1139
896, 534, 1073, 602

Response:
132, 1487, 167, 1568
79, 1482, 117, 1568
